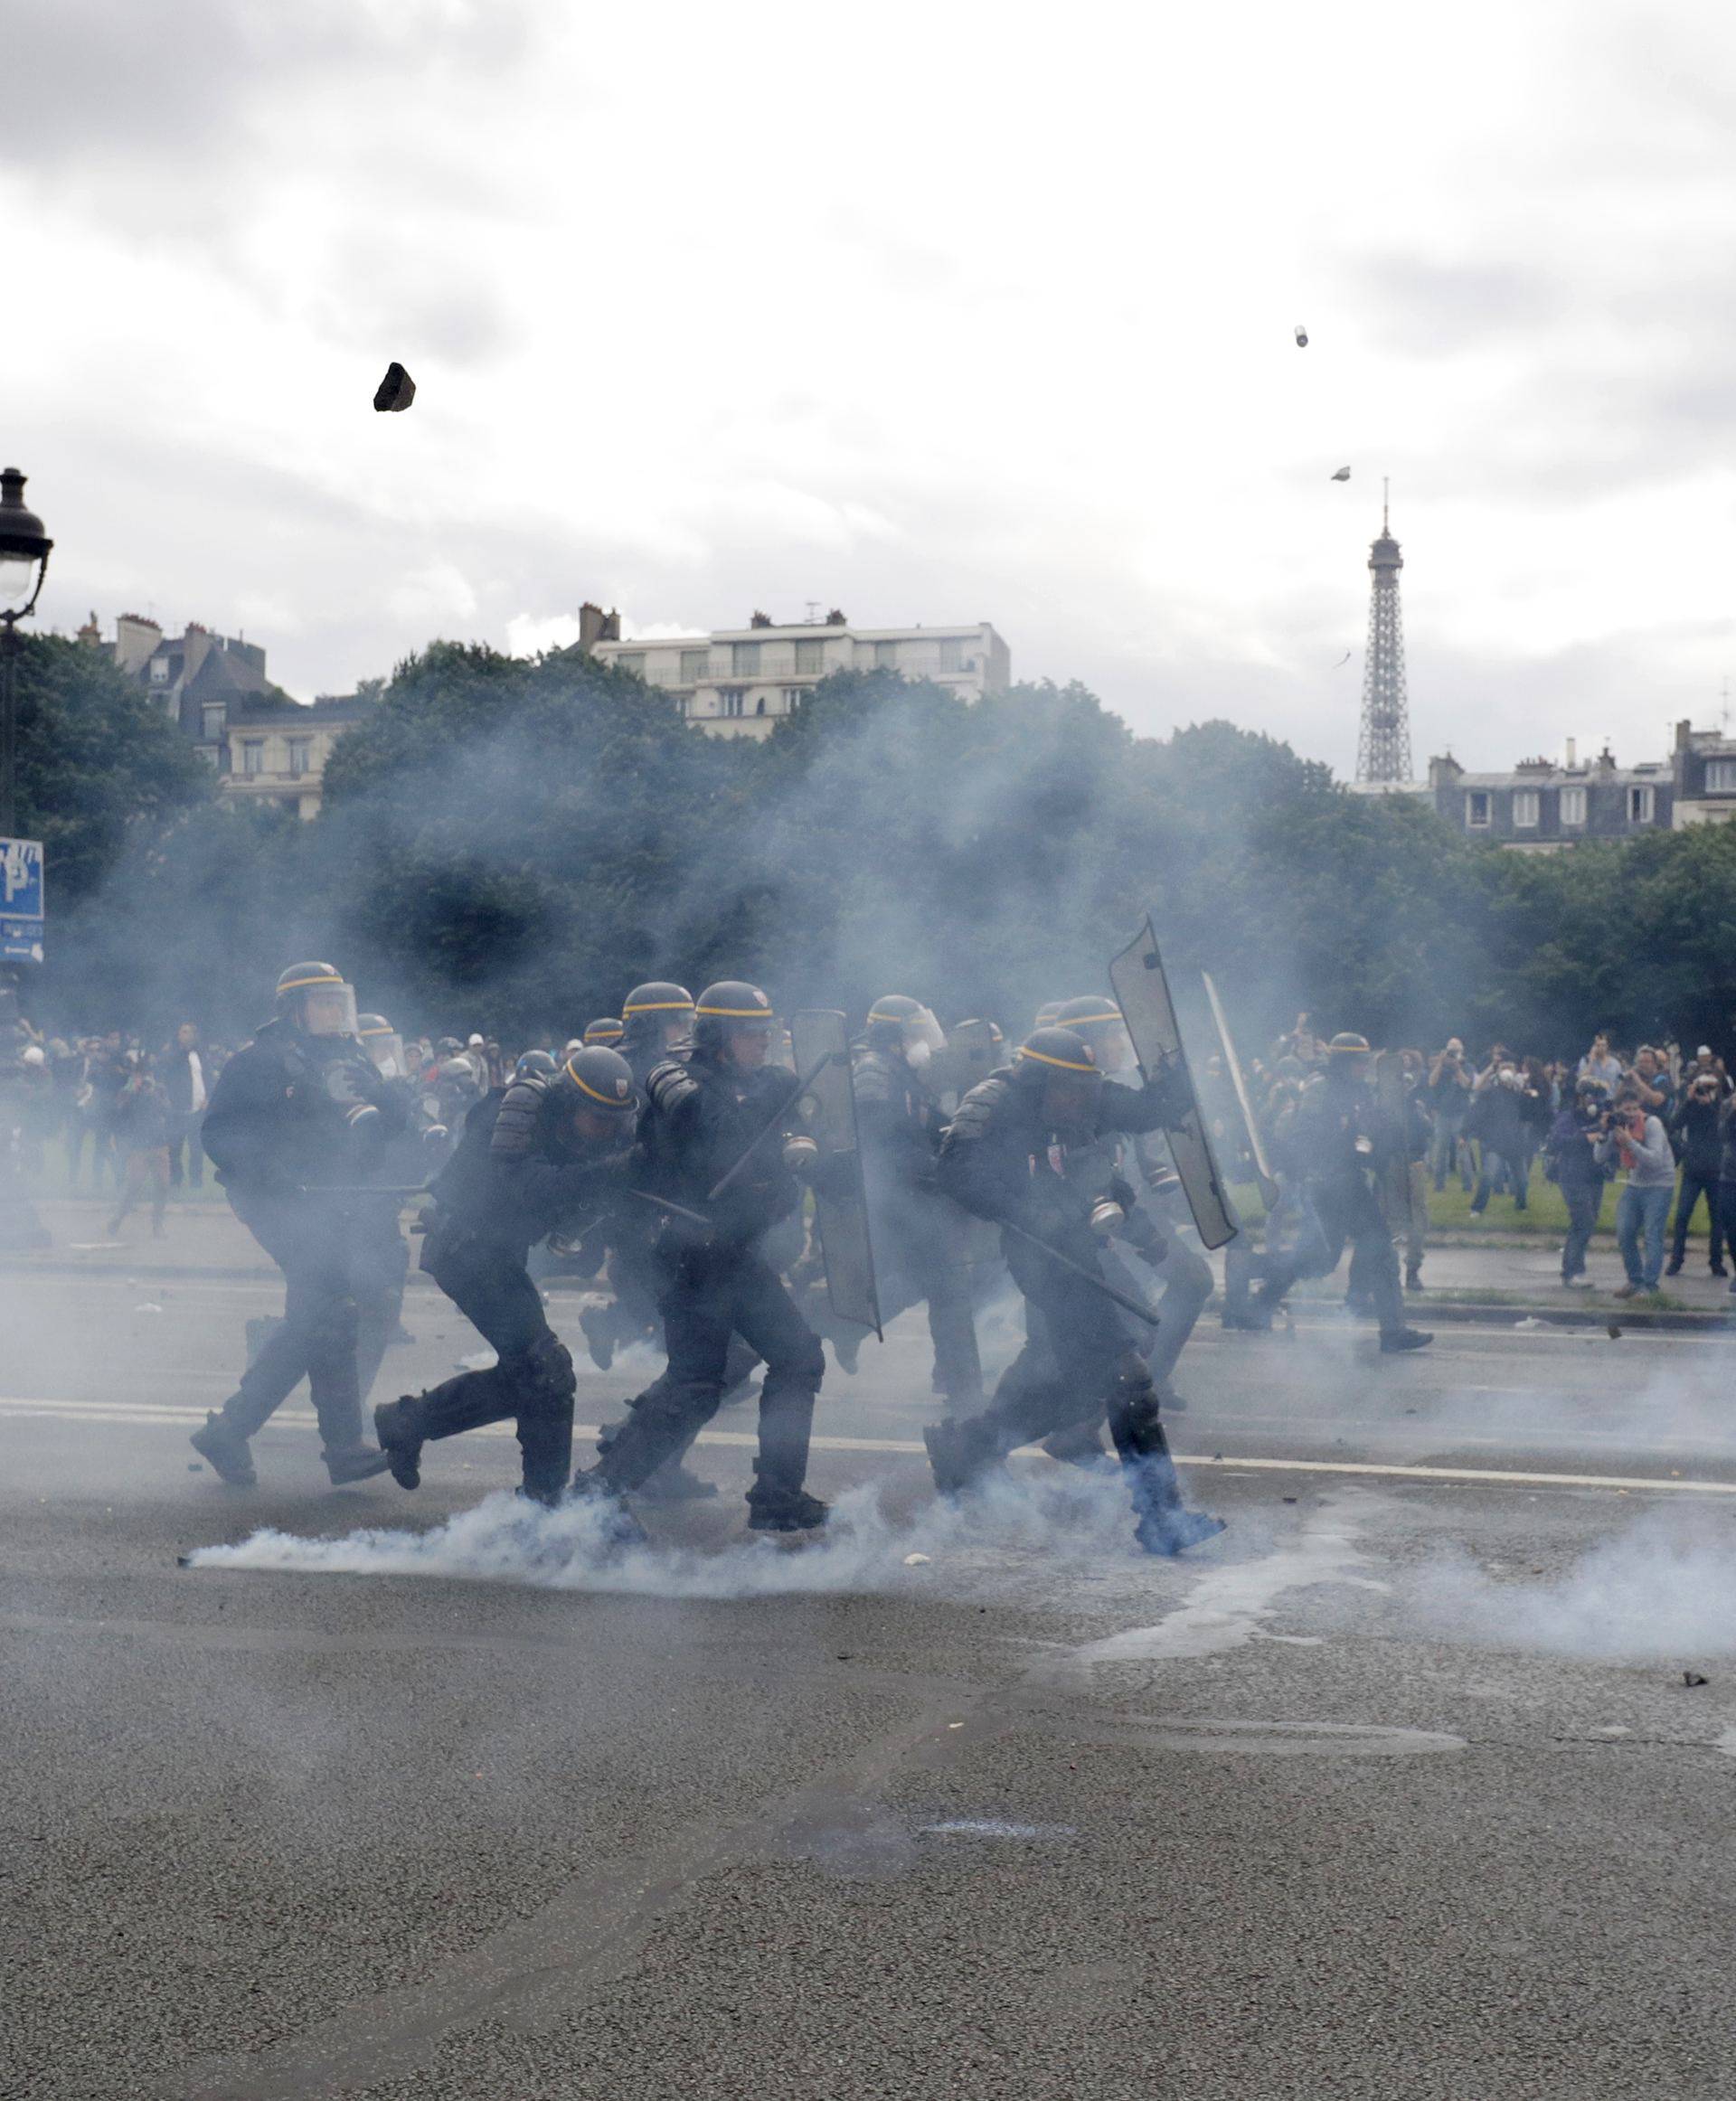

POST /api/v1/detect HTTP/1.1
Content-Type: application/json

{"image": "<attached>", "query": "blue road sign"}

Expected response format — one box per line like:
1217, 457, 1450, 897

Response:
1, 837, 44, 963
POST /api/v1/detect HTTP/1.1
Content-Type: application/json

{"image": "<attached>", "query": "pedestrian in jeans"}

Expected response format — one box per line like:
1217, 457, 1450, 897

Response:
1469, 1063, 1528, 1213
107, 1055, 173, 1239
1429, 1040, 1474, 1192
1665, 1070, 1728, 1277
1599, 1088, 1675, 1296
1544, 1079, 1609, 1286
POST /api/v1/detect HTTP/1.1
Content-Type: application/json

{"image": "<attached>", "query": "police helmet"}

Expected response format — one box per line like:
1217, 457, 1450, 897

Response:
275, 961, 358, 1039
864, 994, 947, 1062
552, 1045, 638, 1120
693, 980, 776, 1054
1014, 1026, 1101, 1088
356, 1012, 406, 1078
622, 982, 694, 1055
583, 1016, 625, 1047
515, 1049, 559, 1079
1033, 1000, 1062, 1032
1052, 995, 1137, 1075
1326, 1032, 1372, 1056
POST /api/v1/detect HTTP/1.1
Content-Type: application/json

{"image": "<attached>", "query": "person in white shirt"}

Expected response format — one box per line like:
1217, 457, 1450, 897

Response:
161, 1022, 209, 1189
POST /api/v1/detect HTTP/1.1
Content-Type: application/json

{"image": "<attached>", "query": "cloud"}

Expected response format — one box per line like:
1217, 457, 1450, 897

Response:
9, 0, 1736, 776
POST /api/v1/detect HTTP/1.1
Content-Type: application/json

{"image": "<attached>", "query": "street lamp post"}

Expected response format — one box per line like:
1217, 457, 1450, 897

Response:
0, 466, 54, 839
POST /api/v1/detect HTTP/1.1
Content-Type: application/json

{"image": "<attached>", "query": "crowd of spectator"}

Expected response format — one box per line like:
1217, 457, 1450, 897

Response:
1214, 1015, 1736, 1301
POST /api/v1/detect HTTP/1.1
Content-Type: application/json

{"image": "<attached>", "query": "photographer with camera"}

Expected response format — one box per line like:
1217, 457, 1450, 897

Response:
1598, 1083, 1675, 1296
1428, 1039, 1474, 1192
1544, 1078, 1612, 1287
1665, 1067, 1728, 1277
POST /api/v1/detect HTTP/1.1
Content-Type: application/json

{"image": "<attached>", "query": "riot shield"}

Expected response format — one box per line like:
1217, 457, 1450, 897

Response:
789, 1010, 882, 1337
1202, 970, 1279, 1209
1371, 1050, 1412, 1220
1108, 919, 1240, 1250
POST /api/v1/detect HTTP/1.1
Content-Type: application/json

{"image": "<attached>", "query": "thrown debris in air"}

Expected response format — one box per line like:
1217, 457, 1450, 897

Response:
1684, 1670, 1710, 1688
1294, 325, 1309, 347
1331, 466, 1351, 482
373, 362, 416, 412
1607, 1323, 1623, 1340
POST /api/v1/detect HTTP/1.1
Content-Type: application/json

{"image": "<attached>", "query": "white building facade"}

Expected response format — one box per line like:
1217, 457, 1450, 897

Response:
586, 611, 1010, 739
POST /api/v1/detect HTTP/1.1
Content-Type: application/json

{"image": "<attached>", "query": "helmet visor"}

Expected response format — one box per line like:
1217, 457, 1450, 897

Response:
301, 981, 358, 1038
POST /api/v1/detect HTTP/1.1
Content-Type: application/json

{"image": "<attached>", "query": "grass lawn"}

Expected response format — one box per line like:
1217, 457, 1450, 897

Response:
1231, 1169, 1721, 1245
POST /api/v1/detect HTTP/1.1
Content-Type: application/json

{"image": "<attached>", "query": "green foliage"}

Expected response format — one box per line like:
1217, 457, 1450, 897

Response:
23, 635, 1736, 1057
10, 634, 212, 905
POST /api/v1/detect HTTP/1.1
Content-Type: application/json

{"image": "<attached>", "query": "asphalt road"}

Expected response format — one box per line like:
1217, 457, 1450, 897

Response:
5, 1256, 1736, 2100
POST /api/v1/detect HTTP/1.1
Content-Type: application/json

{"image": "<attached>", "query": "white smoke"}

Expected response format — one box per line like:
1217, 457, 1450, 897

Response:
184, 1460, 1179, 1604
1410, 1506, 1736, 1661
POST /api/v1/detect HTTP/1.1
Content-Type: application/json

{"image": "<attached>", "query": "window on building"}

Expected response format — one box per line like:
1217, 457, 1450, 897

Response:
202, 704, 225, 742
679, 648, 709, 683
731, 641, 761, 675
288, 740, 312, 777
1628, 785, 1655, 824
795, 637, 825, 674
149, 659, 168, 683
938, 636, 964, 673
1560, 786, 1587, 826
618, 653, 646, 679
241, 741, 265, 777
873, 640, 898, 670
1467, 791, 1490, 827
786, 688, 811, 711
1707, 758, 1736, 793
1513, 789, 1540, 828
721, 688, 745, 719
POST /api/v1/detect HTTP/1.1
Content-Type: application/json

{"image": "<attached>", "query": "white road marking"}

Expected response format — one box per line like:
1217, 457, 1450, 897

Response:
5, 1394, 1736, 1495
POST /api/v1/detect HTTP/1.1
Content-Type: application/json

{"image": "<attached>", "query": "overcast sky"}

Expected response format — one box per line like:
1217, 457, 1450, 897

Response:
7, 0, 1736, 775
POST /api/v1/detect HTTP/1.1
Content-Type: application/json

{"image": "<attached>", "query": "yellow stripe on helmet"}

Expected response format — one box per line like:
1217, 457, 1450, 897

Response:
1064, 1009, 1122, 1028
563, 1057, 635, 1107
1017, 1045, 1099, 1074
278, 970, 344, 993
622, 999, 693, 1014
695, 1003, 772, 1018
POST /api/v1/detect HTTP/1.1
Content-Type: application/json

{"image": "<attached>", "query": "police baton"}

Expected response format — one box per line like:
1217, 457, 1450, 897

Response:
705, 1049, 843, 1204
999, 1218, 1161, 1330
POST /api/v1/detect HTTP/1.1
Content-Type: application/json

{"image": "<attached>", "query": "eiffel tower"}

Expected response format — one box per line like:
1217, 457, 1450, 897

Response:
1355, 482, 1412, 784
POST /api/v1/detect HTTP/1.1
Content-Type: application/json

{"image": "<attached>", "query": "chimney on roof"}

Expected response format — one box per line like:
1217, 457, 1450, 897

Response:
825, 608, 847, 627
578, 602, 621, 651
749, 610, 773, 628
1565, 737, 1577, 768
77, 611, 100, 648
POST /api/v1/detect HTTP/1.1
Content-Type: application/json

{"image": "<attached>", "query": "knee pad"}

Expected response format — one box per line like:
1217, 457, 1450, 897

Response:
524, 1331, 577, 1399
307, 1293, 359, 1356
1109, 1351, 1161, 1441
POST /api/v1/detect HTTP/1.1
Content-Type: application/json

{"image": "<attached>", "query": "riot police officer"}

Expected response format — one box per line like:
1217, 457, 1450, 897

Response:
1261, 1033, 1432, 1352
1047, 994, 1213, 1426
851, 994, 983, 1408
373, 1044, 639, 1504
583, 1017, 626, 1050
619, 982, 696, 1087
193, 963, 409, 1486
580, 981, 829, 1533
923, 1027, 1223, 1555
579, 982, 697, 1373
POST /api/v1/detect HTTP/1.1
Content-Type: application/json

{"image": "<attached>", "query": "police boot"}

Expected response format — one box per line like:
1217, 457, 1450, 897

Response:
325, 1443, 393, 1486
923, 1413, 999, 1495
373, 1396, 427, 1490
578, 1302, 616, 1372
1109, 1361, 1224, 1556
190, 1412, 257, 1488
1379, 1326, 1433, 1353
567, 1467, 649, 1550
1125, 1433, 1226, 1557
746, 1458, 829, 1534
1041, 1418, 1110, 1468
